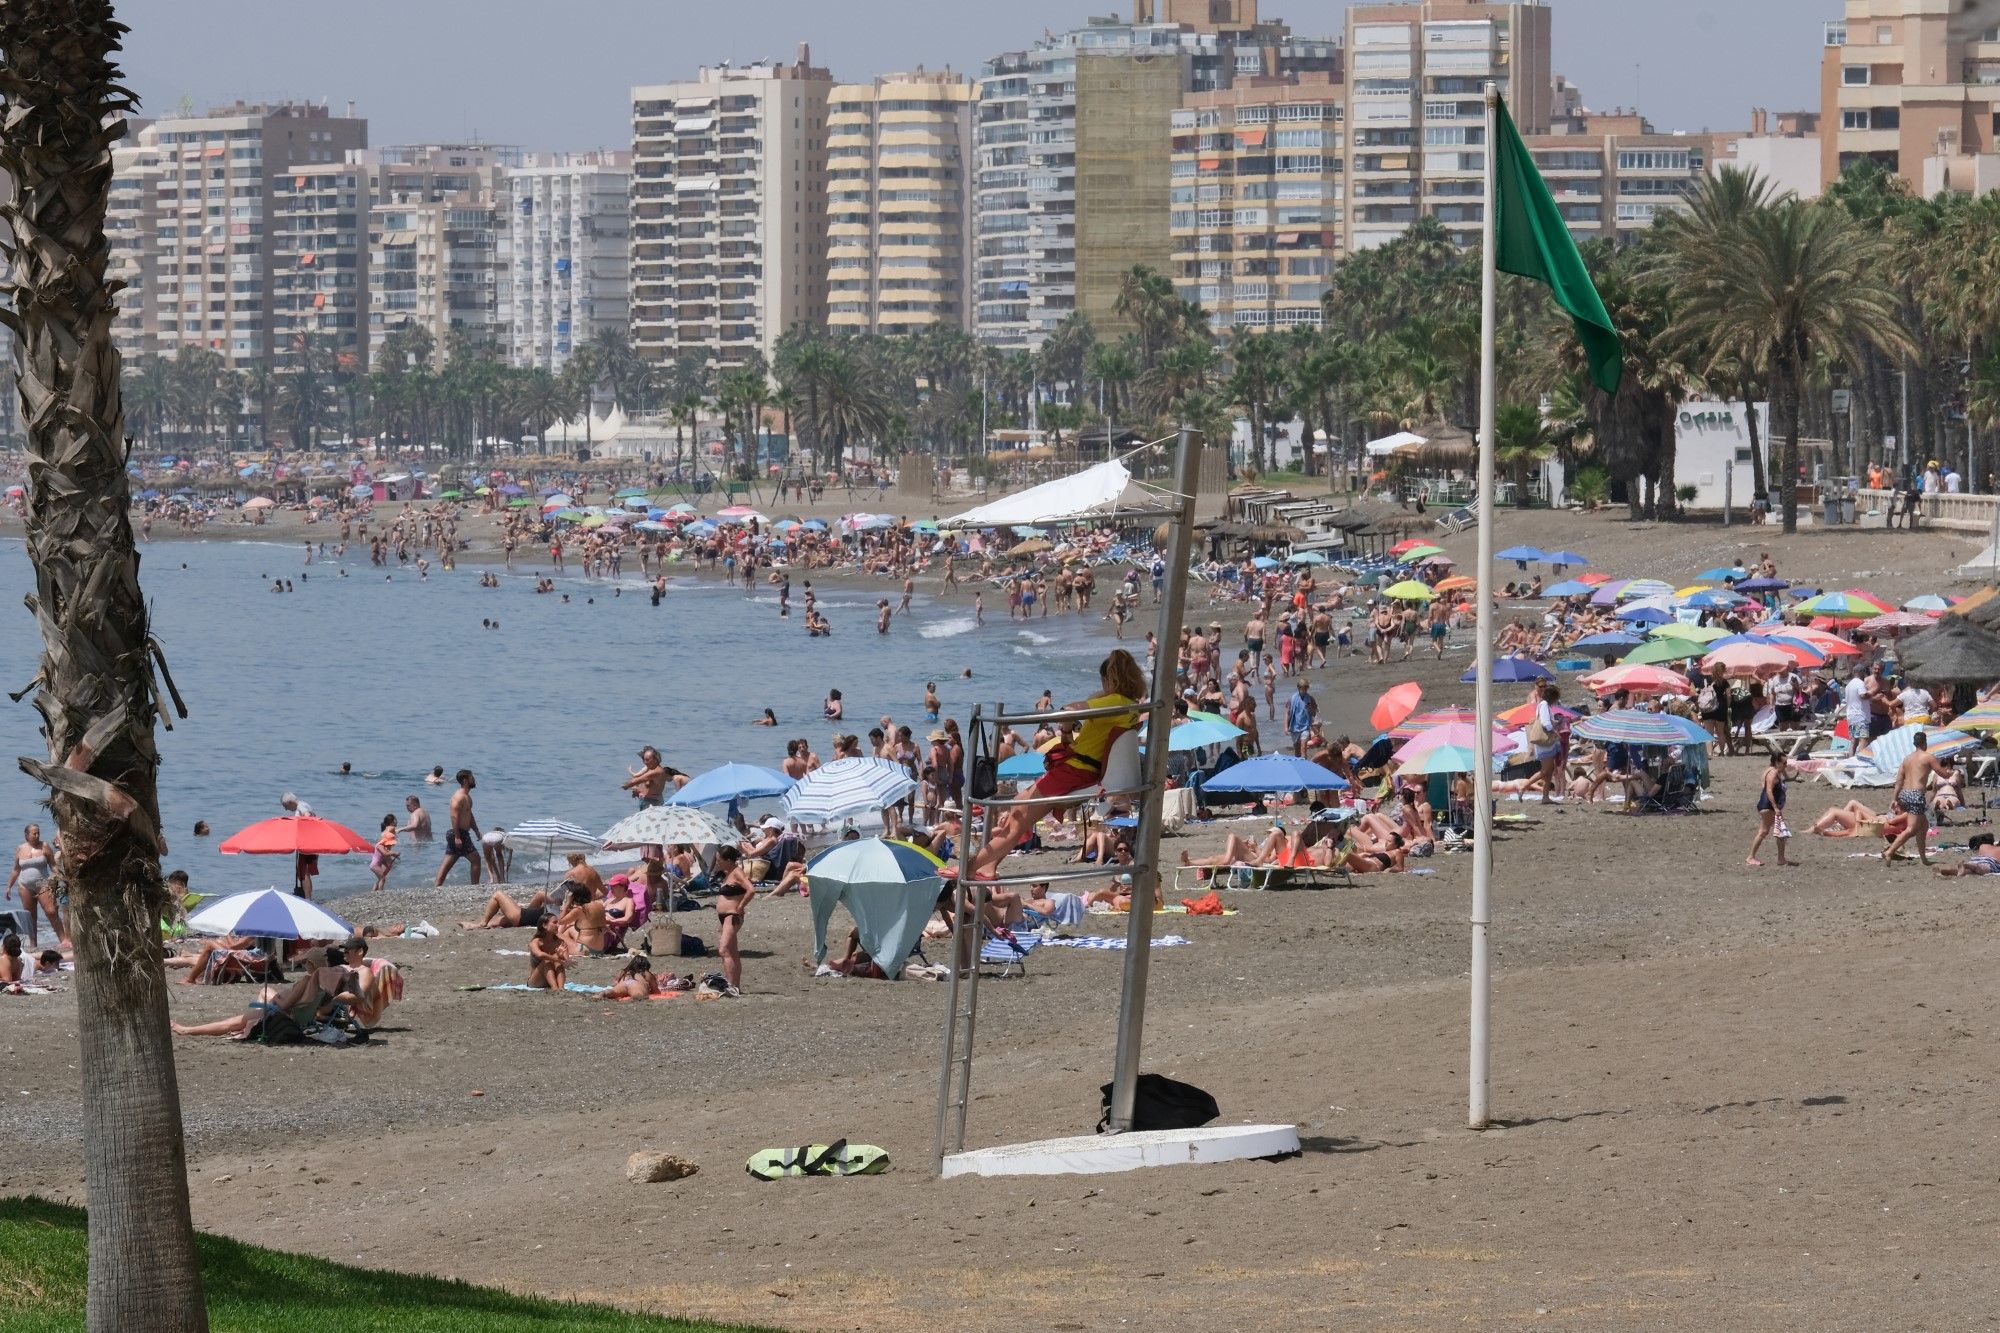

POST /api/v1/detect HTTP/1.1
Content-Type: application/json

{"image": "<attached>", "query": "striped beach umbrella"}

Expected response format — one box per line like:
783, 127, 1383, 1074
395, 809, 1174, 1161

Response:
1856, 611, 1941, 637
505, 819, 600, 849
1578, 663, 1693, 697
784, 757, 917, 823
1859, 724, 1979, 771
1389, 706, 1480, 740
1571, 710, 1713, 748
1617, 578, 1676, 602
186, 889, 355, 941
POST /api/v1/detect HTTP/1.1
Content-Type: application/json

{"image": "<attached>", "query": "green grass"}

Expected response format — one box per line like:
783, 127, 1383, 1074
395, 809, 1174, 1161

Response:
0, 1197, 774, 1333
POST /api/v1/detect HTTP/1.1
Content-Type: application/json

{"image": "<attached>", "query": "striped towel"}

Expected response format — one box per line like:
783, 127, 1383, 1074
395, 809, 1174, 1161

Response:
1041, 934, 1192, 951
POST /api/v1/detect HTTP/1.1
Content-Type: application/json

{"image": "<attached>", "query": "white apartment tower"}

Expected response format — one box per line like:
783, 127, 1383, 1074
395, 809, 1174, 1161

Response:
506, 151, 632, 372
631, 46, 833, 371
827, 71, 975, 336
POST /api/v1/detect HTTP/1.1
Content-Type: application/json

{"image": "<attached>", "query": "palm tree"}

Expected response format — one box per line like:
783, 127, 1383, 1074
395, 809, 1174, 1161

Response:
1674, 199, 1914, 531
1084, 339, 1139, 432
1227, 332, 1287, 474
511, 368, 566, 453
0, 4, 206, 1325
668, 391, 703, 475
1139, 337, 1219, 420
1115, 264, 1182, 368
1493, 401, 1551, 506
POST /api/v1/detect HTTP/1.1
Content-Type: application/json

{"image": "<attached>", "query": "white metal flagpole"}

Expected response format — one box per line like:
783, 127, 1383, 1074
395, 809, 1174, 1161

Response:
1469, 82, 1501, 1131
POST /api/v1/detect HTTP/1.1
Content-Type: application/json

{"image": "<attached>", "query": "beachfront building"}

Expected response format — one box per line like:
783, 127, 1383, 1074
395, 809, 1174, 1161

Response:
1523, 112, 1711, 240
630, 46, 834, 372
1711, 108, 1823, 200
108, 131, 162, 360
268, 161, 370, 372
365, 144, 518, 365
505, 151, 633, 373
1340, 0, 1553, 252
127, 102, 368, 367
974, 2, 1341, 348
826, 71, 976, 337
1821, 1, 2000, 192
1169, 69, 1346, 332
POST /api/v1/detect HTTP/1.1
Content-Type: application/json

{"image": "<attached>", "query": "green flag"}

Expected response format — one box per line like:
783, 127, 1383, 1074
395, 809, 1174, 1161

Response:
1492, 96, 1623, 395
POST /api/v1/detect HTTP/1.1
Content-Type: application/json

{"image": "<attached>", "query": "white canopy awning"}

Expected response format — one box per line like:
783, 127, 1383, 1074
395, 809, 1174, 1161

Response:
944, 460, 1134, 529
1365, 430, 1428, 457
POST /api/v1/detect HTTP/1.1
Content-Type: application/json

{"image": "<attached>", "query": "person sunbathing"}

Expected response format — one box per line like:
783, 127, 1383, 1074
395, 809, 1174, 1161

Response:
341, 936, 402, 1029
1347, 823, 1409, 871
1083, 872, 1162, 913
1811, 800, 1883, 837
526, 918, 567, 991
557, 882, 609, 956
1930, 757, 1966, 818
589, 953, 681, 999
1935, 833, 2000, 877
170, 950, 358, 1038
1179, 826, 1288, 870
810, 928, 888, 979
459, 888, 554, 930
166, 933, 265, 984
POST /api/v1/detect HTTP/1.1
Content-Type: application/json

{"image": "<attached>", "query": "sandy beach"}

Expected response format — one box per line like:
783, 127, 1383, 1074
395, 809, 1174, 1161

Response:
5, 507, 2000, 1330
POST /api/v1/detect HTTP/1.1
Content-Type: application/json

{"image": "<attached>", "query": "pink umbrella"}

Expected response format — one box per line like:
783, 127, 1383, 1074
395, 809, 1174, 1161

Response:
1755, 625, 1862, 657
1392, 721, 1510, 765
1578, 663, 1693, 697
1855, 611, 1940, 636
1702, 642, 1793, 680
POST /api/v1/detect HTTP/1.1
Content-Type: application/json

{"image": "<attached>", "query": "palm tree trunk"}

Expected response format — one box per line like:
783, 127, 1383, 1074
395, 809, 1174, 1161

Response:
1781, 353, 1803, 534
1742, 391, 1767, 503
0, 5, 207, 1329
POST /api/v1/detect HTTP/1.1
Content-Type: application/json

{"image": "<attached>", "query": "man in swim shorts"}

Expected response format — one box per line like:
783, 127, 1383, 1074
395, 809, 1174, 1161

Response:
436, 769, 482, 886
1885, 734, 1946, 867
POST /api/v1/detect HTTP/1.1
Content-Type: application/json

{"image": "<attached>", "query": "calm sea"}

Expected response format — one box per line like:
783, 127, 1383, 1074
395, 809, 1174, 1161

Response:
0, 537, 1117, 900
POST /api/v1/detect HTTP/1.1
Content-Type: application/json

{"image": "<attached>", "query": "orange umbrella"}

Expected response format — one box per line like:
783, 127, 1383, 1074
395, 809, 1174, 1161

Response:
1434, 575, 1477, 593
1370, 681, 1423, 732
1387, 539, 1429, 556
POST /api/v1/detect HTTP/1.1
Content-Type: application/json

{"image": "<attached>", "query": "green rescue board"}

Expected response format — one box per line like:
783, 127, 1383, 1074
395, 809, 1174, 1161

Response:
745, 1140, 889, 1180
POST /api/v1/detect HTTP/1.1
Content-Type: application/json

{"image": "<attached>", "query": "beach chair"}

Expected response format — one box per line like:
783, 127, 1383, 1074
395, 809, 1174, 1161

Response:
1638, 766, 1701, 815
978, 928, 1041, 978
1437, 503, 1476, 535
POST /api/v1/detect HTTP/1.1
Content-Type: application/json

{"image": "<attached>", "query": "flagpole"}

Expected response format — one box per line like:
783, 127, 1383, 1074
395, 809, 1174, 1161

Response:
1469, 81, 1501, 1131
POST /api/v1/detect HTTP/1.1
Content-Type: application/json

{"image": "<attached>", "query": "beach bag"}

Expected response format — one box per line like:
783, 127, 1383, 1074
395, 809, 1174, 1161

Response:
1181, 891, 1225, 916
1697, 682, 1719, 713
1097, 1074, 1219, 1133
1526, 713, 1552, 747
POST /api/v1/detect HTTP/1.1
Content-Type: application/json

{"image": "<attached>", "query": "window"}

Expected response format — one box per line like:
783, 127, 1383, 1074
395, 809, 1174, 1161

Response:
1873, 107, 1900, 130
1842, 109, 1869, 131
1876, 25, 1892, 44
1617, 150, 1691, 172
1842, 65, 1871, 86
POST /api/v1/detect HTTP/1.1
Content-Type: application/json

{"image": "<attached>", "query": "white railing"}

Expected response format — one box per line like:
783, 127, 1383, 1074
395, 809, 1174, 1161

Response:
1856, 487, 2000, 532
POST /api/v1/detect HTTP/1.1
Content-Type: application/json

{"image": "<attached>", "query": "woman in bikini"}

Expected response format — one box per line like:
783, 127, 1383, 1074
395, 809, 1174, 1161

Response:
711, 845, 755, 992
557, 882, 609, 956
526, 918, 567, 991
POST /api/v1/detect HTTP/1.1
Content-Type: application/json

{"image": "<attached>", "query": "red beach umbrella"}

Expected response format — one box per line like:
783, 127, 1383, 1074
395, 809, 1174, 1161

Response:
1371, 682, 1424, 732
219, 816, 373, 856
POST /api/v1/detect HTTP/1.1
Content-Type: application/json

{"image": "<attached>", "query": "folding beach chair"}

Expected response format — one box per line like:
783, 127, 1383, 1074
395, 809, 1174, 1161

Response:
978, 928, 1041, 978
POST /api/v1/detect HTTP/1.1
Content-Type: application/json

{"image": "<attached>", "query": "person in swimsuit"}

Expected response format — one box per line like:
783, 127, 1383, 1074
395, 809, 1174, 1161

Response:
457, 889, 555, 930
1936, 833, 2000, 877
170, 949, 359, 1038
435, 769, 481, 886
6, 824, 66, 950
369, 816, 399, 893
710, 845, 754, 993
526, 918, 567, 991
1885, 734, 1948, 865
557, 882, 609, 956
1746, 754, 1795, 868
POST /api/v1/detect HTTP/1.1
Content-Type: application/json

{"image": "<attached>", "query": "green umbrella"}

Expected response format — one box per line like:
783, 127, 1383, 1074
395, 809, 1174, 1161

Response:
1622, 638, 1703, 665
1648, 622, 1727, 643
439, 489, 463, 500
1398, 544, 1445, 563
508, 497, 536, 508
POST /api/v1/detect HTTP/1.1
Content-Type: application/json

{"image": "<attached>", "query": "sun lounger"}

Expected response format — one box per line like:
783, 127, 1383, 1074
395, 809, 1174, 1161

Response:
978, 929, 1041, 978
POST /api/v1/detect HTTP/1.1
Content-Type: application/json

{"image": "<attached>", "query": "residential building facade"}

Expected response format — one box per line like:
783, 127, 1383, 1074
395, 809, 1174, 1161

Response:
365, 144, 517, 364
108, 133, 161, 359
1341, 0, 1553, 252
1711, 108, 1823, 200
1821, 1, 2000, 191
1525, 111, 1709, 240
131, 102, 368, 367
269, 161, 370, 371
1170, 69, 1346, 331
506, 151, 633, 372
827, 71, 976, 336
630, 46, 834, 372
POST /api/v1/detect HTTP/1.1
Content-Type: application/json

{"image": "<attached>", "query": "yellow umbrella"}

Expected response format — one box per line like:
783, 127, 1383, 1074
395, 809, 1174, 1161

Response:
1648, 622, 1727, 643
1384, 580, 1436, 601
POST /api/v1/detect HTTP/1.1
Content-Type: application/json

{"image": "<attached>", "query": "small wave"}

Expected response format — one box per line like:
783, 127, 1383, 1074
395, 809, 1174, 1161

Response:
920, 616, 977, 639
1018, 629, 1056, 645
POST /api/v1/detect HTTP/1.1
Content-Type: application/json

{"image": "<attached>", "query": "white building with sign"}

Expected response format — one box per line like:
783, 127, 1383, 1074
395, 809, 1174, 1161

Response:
1675, 400, 1770, 510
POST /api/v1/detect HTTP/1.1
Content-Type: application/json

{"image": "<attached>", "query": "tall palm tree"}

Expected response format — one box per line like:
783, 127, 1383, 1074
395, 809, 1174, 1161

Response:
1674, 198, 1914, 531
1493, 401, 1551, 506
1227, 332, 1287, 474
0, 4, 206, 1326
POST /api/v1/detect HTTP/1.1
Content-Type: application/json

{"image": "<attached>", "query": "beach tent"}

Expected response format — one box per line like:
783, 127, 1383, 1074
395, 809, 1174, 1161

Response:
805, 838, 946, 980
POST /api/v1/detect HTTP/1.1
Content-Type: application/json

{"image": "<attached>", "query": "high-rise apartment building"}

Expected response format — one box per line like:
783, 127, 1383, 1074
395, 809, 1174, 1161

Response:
506, 151, 632, 372
269, 161, 370, 371
1821, 2, 2000, 192
826, 71, 976, 336
1170, 69, 1346, 332
1341, 1, 1552, 252
975, 3, 1339, 347
1524, 111, 1710, 240
366, 144, 517, 363
131, 102, 368, 367
630, 46, 834, 371
108, 131, 161, 359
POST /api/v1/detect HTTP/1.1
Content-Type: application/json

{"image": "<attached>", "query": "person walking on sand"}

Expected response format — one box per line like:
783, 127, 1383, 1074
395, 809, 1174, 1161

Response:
435, 769, 482, 886
1287, 678, 1319, 756
1885, 733, 1947, 866
1747, 754, 1796, 868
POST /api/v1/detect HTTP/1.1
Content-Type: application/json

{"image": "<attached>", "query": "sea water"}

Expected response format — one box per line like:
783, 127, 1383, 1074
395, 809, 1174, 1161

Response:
0, 538, 1121, 899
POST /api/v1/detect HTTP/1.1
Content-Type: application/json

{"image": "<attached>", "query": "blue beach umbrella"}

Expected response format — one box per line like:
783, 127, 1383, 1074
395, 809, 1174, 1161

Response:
1463, 657, 1553, 684
1251, 556, 1280, 571
1571, 710, 1713, 748
668, 763, 796, 807
1544, 550, 1588, 567
1571, 631, 1642, 657
1287, 551, 1328, 566
998, 751, 1047, 779
1616, 606, 1673, 627
1200, 754, 1350, 793
1497, 545, 1546, 565
1696, 566, 1738, 582
805, 838, 946, 979
1157, 717, 1245, 751
1545, 579, 1595, 598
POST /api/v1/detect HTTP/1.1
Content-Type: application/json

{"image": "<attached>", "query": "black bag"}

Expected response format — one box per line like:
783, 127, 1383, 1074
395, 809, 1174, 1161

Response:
969, 755, 998, 801
1097, 1073, 1220, 1133
679, 933, 708, 957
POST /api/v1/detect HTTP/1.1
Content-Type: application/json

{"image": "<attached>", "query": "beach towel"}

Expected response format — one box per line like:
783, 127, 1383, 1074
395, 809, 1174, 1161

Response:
1041, 934, 1192, 951
484, 982, 612, 994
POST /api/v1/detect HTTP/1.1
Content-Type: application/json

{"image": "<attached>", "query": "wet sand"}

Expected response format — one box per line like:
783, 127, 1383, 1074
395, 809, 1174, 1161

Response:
4, 509, 2000, 1330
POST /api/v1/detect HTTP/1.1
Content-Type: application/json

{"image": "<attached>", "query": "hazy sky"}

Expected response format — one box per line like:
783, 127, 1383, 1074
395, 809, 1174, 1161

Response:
113, 0, 1833, 150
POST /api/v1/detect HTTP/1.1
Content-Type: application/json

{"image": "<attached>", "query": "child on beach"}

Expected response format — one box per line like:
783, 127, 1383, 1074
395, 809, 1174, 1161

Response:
370, 816, 398, 893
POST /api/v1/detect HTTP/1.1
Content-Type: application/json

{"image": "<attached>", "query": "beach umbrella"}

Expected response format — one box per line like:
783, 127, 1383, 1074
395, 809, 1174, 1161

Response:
1462, 656, 1552, 684
998, 751, 1046, 779
186, 889, 355, 941
1860, 724, 1979, 770
1571, 631, 1642, 658
1616, 606, 1674, 627
1588, 579, 1634, 606
1400, 743, 1479, 776
635, 520, 671, 533
1497, 545, 1546, 565
801, 518, 827, 531
1383, 579, 1435, 601
1544, 550, 1587, 568
219, 816, 373, 856
1571, 710, 1713, 749
784, 757, 917, 824
1199, 754, 1349, 793
1696, 566, 1740, 582
1394, 721, 1508, 765
1387, 538, 1430, 556
1702, 642, 1794, 680
242, 496, 276, 510
1371, 681, 1424, 732
1249, 555, 1280, 571
1734, 577, 1788, 595
1545, 579, 1595, 598
4, 484, 23, 498
1617, 578, 1675, 602
1434, 575, 1477, 593
600, 804, 733, 850
685, 520, 719, 537
1574, 572, 1614, 585
1904, 594, 1950, 613
508, 497, 536, 508
1792, 590, 1890, 620
1390, 706, 1481, 740
1950, 700, 2000, 732
1397, 544, 1445, 563
1497, 700, 1580, 729
1287, 551, 1329, 566
667, 763, 796, 807
505, 818, 604, 889
1753, 625, 1860, 657
1621, 638, 1704, 665
1159, 717, 1245, 751
805, 838, 947, 979
498, 484, 525, 496
1682, 589, 1744, 610
1856, 611, 1941, 637
665, 502, 697, 515
1579, 663, 1693, 697
1010, 537, 1053, 556
348, 484, 373, 499
1707, 634, 1824, 667
1650, 622, 1728, 643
